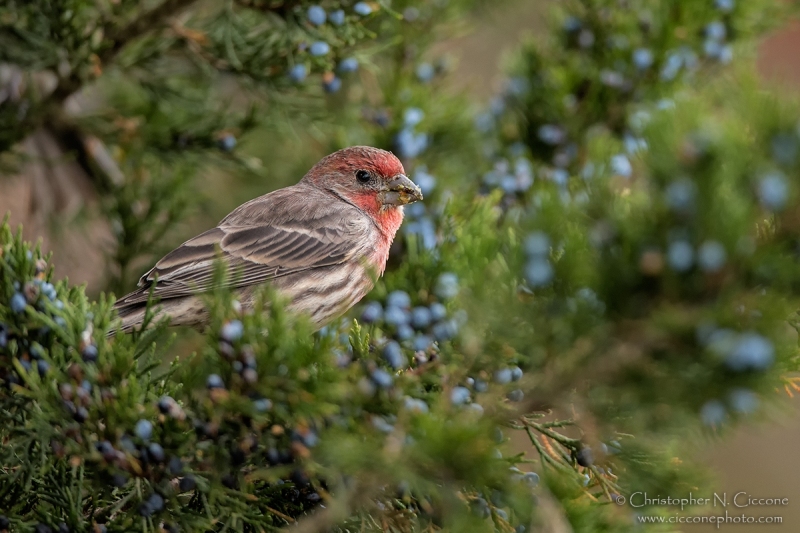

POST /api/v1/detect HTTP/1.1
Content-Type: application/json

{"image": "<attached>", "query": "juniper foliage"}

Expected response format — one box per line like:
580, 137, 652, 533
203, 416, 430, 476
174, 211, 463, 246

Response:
2, 0, 800, 532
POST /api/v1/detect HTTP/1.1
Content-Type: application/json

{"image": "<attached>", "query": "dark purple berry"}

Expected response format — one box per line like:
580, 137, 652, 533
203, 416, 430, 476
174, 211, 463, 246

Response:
138, 502, 153, 517
576, 447, 594, 467
179, 475, 197, 492
168, 456, 184, 474
147, 443, 165, 463
82, 345, 98, 363
147, 492, 165, 512
74, 406, 89, 423
158, 395, 174, 413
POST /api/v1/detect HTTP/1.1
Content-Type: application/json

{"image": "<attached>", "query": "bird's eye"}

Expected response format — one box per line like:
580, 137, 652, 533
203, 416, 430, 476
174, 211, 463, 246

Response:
355, 169, 372, 183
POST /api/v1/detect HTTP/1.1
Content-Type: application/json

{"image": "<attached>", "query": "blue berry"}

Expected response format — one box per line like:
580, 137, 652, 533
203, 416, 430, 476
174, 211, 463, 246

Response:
435, 273, 459, 300
41, 282, 56, 300
413, 168, 436, 196
665, 179, 695, 212
771, 134, 798, 165
706, 21, 726, 41
353, 2, 372, 15
221, 320, 244, 342
323, 76, 342, 93
309, 41, 331, 56
537, 124, 565, 145
403, 107, 425, 127
507, 389, 524, 402
371, 368, 393, 388
0, 327, 6, 348
431, 319, 457, 341
394, 128, 429, 158
382, 341, 406, 369
372, 416, 394, 433
10, 292, 26, 313
697, 240, 727, 272
467, 402, 484, 415
384, 305, 410, 327
360, 301, 383, 323
410, 306, 432, 329
704, 39, 723, 59
217, 134, 236, 152
726, 332, 774, 371
338, 57, 359, 73
718, 45, 733, 64
525, 258, 553, 287
387, 290, 411, 309
667, 240, 694, 272
206, 374, 225, 389
253, 398, 272, 412
416, 62, 435, 82
288, 64, 307, 83
700, 399, 726, 427
494, 368, 512, 384
306, 5, 326, 26
135, 419, 154, 441
610, 154, 632, 178
523, 472, 539, 487
36, 360, 49, 376
660, 52, 682, 80
471, 497, 491, 518
412, 335, 432, 352
451, 386, 470, 405
328, 9, 345, 25
715, 0, 735, 12
729, 388, 758, 414
404, 397, 429, 413
758, 172, 788, 210
396, 323, 415, 341
524, 232, 550, 257
510, 366, 523, 381
429, 302, 447, 321
632, 48, 653, 70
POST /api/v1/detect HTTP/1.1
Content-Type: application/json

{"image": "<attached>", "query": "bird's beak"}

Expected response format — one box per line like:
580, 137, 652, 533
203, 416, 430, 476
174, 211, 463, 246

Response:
379, 174, 423, 206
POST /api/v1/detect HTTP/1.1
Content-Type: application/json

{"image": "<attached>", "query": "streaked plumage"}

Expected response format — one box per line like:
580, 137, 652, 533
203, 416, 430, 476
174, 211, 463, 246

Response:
113, 146, 422, 332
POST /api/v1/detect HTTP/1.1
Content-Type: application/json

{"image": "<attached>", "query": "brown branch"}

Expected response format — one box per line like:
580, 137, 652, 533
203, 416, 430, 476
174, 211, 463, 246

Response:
50, 0, 201, 105
98, 0, 200, 67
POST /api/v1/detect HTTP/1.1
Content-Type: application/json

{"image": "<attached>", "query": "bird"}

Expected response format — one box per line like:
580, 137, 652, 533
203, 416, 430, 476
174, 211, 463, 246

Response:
113, 146, 422, 333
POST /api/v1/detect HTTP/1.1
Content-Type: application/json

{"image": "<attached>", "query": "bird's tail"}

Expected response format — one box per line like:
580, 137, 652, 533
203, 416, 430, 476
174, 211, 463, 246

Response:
109, 292, 208, 337
109, 286, 155, 336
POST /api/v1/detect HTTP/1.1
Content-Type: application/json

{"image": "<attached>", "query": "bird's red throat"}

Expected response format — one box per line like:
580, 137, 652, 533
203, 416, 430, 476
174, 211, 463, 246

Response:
350, 192, 404, 274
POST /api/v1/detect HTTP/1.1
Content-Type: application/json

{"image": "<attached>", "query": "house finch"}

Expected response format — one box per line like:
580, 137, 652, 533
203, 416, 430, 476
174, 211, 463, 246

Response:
114, 146, 422, 332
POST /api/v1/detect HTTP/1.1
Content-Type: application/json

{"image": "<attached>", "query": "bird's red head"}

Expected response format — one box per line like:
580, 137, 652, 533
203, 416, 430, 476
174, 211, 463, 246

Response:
302, 146, 423, 229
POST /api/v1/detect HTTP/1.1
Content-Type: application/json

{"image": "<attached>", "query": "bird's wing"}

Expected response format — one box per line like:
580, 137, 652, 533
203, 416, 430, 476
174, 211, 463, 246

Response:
116, 189, 368, 306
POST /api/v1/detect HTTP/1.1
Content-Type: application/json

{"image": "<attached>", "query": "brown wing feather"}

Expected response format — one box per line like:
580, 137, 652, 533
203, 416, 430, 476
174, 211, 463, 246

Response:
116, 185, 368, 307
